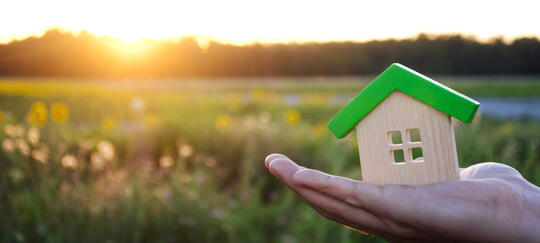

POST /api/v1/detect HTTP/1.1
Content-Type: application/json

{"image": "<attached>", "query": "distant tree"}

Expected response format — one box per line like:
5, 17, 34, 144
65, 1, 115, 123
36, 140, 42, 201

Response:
0, 29, 539, 78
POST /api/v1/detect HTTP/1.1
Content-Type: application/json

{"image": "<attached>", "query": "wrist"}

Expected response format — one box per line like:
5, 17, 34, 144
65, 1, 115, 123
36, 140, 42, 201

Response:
516, 181, 540, 241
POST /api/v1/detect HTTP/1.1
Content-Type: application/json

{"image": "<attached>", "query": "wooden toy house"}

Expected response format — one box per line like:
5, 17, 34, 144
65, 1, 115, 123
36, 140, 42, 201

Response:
328, 64, 479, 186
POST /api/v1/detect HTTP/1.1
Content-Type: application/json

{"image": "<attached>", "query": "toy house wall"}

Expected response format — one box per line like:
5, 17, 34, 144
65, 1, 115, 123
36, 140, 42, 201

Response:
355, 91, 459, 185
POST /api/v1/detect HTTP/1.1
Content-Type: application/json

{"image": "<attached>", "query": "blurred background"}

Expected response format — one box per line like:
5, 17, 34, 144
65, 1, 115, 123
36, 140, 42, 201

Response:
0, 0, 539, 242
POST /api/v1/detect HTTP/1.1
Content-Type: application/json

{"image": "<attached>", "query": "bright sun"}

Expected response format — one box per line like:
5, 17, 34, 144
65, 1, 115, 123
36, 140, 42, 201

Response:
107, 40, 158, 56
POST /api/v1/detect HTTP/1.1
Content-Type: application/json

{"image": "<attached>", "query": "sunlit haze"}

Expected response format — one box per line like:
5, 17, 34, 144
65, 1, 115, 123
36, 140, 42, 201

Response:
1, 0, 540, 44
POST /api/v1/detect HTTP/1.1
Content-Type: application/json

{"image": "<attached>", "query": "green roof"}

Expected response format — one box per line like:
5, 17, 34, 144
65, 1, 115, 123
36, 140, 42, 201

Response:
328, 63, 480, 138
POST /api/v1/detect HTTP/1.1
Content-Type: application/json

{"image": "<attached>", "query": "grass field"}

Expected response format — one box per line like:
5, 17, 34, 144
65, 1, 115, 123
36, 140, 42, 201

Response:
0, 77, 539, 242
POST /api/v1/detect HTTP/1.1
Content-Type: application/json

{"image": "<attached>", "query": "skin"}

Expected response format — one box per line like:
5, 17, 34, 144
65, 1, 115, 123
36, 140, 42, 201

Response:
265, 153, 540, 242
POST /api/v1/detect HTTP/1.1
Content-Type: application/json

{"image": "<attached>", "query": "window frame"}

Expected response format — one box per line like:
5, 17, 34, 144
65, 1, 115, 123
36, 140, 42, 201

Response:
388, 128, 424, 164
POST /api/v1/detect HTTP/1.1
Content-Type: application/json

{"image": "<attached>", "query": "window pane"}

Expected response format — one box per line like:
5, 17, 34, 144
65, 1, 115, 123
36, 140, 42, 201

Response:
389, 130, 402, 144
408, 128, 421, 142
393, 149, 405, 163
411, 147, 423, 161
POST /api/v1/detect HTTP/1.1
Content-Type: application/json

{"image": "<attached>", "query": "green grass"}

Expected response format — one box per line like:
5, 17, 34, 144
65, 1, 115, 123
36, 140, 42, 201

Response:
0, 77, 538, 242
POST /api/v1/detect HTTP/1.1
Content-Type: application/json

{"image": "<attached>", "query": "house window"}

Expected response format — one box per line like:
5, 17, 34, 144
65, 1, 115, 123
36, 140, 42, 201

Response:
388, 128, 424, 164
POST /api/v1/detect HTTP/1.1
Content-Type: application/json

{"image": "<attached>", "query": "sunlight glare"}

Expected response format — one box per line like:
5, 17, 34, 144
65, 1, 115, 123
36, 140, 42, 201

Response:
0, 0, 539, 44
107, 40, 157, 56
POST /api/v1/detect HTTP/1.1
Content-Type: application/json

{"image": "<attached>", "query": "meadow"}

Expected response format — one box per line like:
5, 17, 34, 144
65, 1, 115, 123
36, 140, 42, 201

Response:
0, 77, 539, 242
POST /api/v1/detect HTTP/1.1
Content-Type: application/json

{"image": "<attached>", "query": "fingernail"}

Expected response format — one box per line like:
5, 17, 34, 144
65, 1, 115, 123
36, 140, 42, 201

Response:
268, 160, 279, 171
265, 154, 287, 168
269, 158, 292, 174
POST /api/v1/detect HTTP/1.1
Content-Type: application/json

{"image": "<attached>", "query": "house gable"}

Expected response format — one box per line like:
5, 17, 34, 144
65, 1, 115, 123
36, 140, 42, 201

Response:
328, 63, 480, 138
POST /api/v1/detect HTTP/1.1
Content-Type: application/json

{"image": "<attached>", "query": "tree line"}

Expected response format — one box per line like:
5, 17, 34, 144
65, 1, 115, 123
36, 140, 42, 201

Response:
0, 29, 539, 78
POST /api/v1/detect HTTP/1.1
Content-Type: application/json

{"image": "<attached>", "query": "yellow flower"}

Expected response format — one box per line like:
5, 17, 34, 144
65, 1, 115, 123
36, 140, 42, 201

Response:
312, 123, 327, 137
284, 109, 301, 126
27, 101, 48, 127
0, 110, 3, 123
215, 114, 232, 130
102, 117, 116, 129
50, 102, 69, 124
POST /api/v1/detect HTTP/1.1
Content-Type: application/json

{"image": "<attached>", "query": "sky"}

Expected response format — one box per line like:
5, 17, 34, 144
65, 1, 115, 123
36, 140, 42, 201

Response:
1, 0, 539, 44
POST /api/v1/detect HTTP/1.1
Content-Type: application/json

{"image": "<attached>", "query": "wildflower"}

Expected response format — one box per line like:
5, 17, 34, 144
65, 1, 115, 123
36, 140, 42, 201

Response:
3, 125, 15, 137
215, 114, 232, 130
32, 144, 49, 164
102, 117, 116, 129
90, 152, 106, 170
4, 124, 24, 137
130, 98, 145, 112
15, 138, 30, 156
27, 127, 40, 145
27, 101, 48, 127
159, 155, 174, 168
97, 140, 115, 161
61, 154, 78, 169
13, 125, 25, 137
284, 109, 301, 126
2, 139, 15, 152
312, 123, 327, 137
50, 102, 69, 124
178, 143, 194, 158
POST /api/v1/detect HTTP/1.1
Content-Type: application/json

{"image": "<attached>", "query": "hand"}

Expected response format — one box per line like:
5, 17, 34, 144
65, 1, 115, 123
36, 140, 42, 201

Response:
265, 154, 540, 242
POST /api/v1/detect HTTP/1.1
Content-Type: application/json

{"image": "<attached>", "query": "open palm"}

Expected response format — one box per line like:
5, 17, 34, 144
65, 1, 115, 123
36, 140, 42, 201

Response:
265, 154, 540, 242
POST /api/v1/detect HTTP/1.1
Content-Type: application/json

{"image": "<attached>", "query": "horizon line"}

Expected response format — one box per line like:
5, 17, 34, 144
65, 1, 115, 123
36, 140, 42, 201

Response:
1, 27, 539, 47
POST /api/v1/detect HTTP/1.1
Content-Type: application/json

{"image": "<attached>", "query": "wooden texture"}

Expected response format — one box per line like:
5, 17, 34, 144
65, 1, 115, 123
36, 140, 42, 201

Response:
355, 91, 460, 186
328, 63, 479, 138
